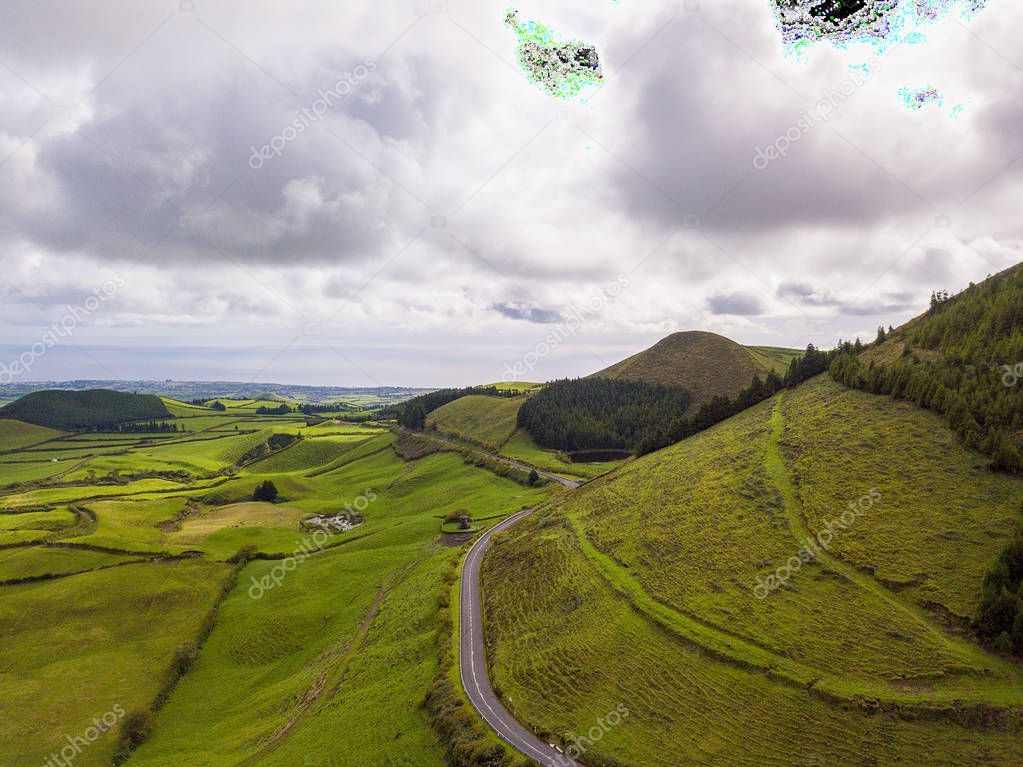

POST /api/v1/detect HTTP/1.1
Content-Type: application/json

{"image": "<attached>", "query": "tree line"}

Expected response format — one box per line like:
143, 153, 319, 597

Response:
517, 378, 692, 452
297, 402, 357, 414
112, 421, 182, 433
256, 404, 293, 415
392, 386, 519, 430
829, 268, 1023, 474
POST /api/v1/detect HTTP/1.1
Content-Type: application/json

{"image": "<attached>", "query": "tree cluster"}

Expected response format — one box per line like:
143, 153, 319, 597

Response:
253, 480, 279, 502
113, 420, 181, 433
830, 268, 1023, 474
976, 522, 1023, 656
392, 386, 517, 430
517, 378, 692, 452
256, 404, 293, 415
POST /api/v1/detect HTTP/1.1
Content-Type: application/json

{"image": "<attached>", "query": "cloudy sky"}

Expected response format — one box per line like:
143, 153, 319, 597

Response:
0, 0, 1020, 387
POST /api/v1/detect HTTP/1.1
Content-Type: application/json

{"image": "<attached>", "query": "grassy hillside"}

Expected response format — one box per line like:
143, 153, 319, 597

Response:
423, 393, 624, 480
592, 330, 800, 407
835, 261, 1023, 472
1, 389, 170, 430
482, 375, 1023, 766
746, 345, 803, 374
0, 419, 63, 451
427, 394, 524, 447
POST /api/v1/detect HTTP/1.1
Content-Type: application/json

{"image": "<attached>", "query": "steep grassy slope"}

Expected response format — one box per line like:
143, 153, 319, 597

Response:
484, 512, 1023, 767
427, 394, 524, 447
0, 419, 64, 451
483, 375, 1023, 765
1, 389, 171, 430
424, 393, 623, 480
592, 330, 799, 406
780, 378, 1023, 619
835, 261, 1023, 471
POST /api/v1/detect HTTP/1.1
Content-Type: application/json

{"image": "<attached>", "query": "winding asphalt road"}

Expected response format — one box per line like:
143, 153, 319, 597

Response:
459, 508, 580, 767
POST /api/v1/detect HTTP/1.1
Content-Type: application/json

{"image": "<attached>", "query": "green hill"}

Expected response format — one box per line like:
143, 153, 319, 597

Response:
482, 374, 1023, 766
0, 419, 64, 451
834, 261, 1023, 472
427, 394, 524, 448
0, 389, 171, 430
592, 330, 799, 407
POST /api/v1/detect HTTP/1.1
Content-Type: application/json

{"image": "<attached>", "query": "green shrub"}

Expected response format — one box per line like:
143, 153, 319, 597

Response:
253, 480, 278, 503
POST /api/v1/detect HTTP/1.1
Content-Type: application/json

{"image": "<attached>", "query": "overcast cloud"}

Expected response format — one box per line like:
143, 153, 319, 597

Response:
0, 0, 1020, 386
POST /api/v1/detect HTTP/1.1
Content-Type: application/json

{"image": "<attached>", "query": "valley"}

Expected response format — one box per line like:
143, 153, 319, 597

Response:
3, 266, 1023, 767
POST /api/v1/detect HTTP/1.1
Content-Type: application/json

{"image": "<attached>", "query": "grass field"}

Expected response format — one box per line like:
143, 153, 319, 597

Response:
0, 419, 65, 452
482, 381, 543, 393
500, 428, 622, 480
0, 546, 142, 582
7, 363, 1020, 766
482, 374, 1023, 765
424, 394, 624, 481
746, 344, 803, 374
0, 401, 553, 767
0, 559, 231, 767
427, 394, 524, 446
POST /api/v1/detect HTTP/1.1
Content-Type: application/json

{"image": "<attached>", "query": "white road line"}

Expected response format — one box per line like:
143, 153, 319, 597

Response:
458, 510, 574, 767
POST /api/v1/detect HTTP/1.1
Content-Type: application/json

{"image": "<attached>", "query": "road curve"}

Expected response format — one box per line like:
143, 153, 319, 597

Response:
486, 455, 581, 489
400, 428, 582, 489
459, 509, 580, 767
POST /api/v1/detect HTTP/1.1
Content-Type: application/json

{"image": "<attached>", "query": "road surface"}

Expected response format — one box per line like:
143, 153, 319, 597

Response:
459, 509, 579, 767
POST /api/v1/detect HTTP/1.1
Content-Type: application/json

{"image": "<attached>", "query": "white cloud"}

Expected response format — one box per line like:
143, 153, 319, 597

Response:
0, 0, 1019, 385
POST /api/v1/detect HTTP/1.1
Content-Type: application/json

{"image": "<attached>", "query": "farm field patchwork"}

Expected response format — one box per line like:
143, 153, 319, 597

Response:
0, 402, 553, 767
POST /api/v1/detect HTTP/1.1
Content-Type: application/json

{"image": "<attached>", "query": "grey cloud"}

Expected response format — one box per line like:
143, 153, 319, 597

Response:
490, 302, 562, 324
706, 292, 765, 316
842, 294, 921, 317
776, 281, 842, 307
0, 0, 1018, 384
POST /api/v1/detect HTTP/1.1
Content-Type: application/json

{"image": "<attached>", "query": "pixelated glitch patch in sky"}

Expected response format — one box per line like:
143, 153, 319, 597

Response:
772, 0, 988, 50
505, 8, 604, 100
